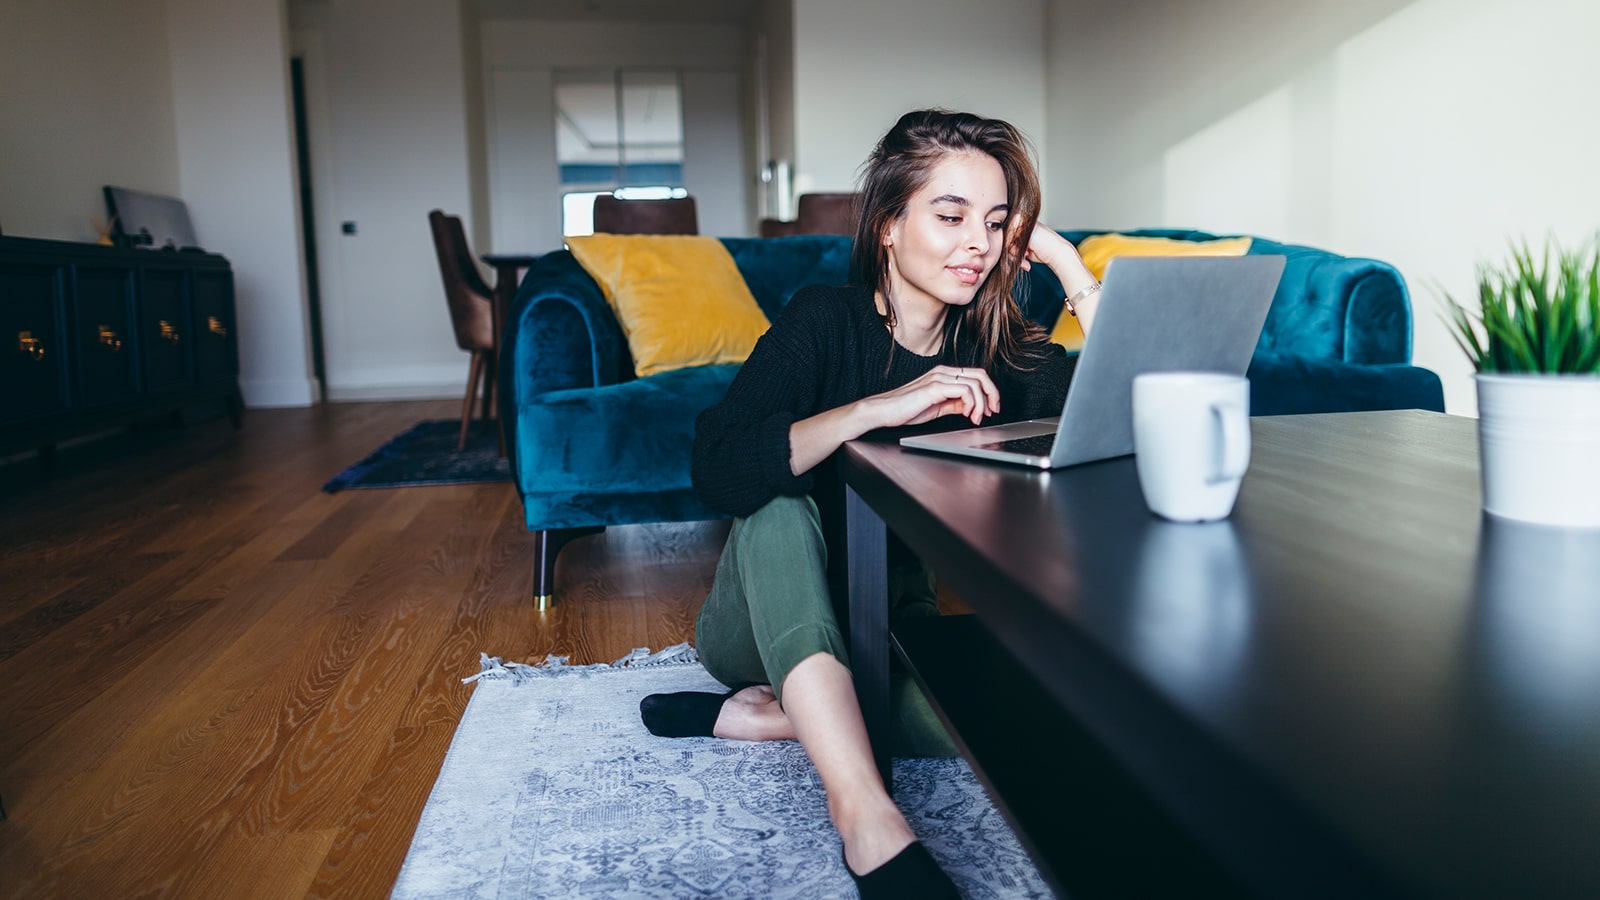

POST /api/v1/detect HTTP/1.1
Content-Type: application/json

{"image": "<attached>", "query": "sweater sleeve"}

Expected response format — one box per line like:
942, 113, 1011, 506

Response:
997, 341, 1077, 422
691, 289, 834, 517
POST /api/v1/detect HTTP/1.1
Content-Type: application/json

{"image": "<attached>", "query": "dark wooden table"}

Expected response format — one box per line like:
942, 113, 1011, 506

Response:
481, 253, 540, 347
842, 410, 1600, 899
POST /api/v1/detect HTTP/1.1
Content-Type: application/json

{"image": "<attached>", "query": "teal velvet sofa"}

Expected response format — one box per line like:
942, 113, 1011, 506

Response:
499, 229, 1444, 605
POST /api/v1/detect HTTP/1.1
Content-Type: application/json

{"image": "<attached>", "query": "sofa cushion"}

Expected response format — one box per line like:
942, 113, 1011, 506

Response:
1049, 233, 1253, 350
721, 235, 854, 322
513, 363, 740, 496
568, 234, 771, 377
1246, 352, 1443, 415
1075, 233, 1254, 281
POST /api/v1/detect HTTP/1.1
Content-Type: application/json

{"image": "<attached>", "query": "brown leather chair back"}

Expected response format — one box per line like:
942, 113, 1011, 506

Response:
759, 192, 860, 238
591, 195, 699, 235
793, 193, 859, 235
428, 210, 494, 352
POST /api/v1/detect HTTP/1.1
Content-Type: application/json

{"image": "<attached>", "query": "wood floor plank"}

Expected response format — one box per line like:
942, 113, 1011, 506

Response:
0, 559, 174, 664
1, 555, 319, 789
0, 492, 338, 764
0, 400, 721, 898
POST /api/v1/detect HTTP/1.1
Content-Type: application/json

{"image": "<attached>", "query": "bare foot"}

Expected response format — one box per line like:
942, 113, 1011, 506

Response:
712, 685, 796, 741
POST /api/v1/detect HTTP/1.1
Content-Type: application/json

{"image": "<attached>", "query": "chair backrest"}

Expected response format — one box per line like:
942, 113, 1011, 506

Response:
591, 195, 698, 235
428, 209, 494, 352
758, 192, 859, 238
793, 193, 859, 236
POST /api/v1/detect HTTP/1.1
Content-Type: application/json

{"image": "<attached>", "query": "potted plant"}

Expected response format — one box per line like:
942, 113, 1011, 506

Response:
1444, 234, 1600, 527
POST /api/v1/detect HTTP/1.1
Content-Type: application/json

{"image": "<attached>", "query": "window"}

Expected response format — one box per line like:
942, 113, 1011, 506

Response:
555, 69, 685, 235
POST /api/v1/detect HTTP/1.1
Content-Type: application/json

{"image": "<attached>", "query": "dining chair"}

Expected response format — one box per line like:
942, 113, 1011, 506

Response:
759, 192, 860, 237
427, 210, 497, 450
591, 195, 699, 235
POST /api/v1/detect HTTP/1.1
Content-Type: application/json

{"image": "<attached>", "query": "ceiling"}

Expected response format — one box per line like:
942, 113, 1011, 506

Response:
467, 0, 757, 25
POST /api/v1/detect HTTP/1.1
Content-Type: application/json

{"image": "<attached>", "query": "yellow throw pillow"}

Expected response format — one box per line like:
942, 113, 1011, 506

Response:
1049, 233, 1253, 350
567, 234, 771, 377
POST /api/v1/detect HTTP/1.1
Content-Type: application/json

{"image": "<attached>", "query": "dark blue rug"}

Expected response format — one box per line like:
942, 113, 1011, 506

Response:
322, 419, 511, 492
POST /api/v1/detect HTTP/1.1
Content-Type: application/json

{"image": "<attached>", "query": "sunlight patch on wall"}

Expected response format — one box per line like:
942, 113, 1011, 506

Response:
1161, 85, 1294, 238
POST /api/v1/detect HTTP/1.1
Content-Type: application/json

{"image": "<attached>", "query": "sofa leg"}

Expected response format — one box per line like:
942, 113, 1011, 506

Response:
533, 526, 605, 610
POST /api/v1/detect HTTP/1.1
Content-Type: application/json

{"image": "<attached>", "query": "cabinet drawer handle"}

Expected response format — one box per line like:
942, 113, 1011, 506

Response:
208, 316, 228, 338
18, 330, 46, 362
98, 326, 123, 351
159, 320, 181, 343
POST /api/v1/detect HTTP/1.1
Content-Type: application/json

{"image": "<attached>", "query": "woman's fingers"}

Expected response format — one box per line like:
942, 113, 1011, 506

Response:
927, 366, 997, 424
944, 366, 1000, 416
873, 366, 1001, 428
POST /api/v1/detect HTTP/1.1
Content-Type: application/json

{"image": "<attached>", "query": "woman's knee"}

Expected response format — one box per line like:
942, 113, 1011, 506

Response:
734, 495, 826, 560
741, 494, 820, 531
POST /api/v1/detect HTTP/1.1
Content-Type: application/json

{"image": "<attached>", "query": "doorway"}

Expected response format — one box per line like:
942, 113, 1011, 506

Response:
290, 56, 328, 399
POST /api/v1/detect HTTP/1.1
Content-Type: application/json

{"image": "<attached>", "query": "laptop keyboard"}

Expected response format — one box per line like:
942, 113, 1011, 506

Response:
975, 433, 1056, 456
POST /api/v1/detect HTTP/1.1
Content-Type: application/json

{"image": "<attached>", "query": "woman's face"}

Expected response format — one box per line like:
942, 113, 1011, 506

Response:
883, 150, 1009, 316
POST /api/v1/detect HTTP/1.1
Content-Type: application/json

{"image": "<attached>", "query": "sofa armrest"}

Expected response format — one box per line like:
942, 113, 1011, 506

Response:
499, 251, 631, 408
497, 251, 633, 473
1341, 262, 1413, 365
1247, 353, 1444, 416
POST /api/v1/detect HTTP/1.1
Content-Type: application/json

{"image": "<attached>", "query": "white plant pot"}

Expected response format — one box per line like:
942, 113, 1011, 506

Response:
1476, 373, 1600, 528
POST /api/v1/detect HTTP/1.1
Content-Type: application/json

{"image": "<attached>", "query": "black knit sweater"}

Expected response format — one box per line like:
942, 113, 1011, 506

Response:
692, 283, 1075, 517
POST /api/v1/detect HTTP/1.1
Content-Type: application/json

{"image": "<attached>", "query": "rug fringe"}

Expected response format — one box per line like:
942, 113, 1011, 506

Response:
465, 642, 700, 686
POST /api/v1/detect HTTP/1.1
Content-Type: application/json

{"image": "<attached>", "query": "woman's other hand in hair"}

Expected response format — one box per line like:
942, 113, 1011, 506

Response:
1019, 223, 1093, 286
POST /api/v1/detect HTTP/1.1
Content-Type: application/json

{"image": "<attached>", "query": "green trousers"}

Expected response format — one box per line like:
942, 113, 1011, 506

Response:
694, 494, 957, 758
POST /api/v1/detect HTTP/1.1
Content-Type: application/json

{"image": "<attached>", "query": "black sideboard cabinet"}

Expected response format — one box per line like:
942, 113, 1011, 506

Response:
1, 236, 242, 458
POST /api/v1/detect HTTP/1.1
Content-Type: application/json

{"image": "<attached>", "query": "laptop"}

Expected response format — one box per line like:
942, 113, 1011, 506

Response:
899, 254, 1285, 469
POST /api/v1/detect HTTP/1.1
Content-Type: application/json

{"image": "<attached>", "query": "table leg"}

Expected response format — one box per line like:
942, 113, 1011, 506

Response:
846, 483, 893, 790
490, 268, 515, 458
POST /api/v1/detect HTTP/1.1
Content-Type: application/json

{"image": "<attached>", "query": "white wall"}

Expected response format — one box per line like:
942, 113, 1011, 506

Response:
168, 0, 315, 408
299, 0, 479, 401
0, 0, 314, 409
682, 70, 750, 239
0, 1, 181, 242
481, 20, 750, 250
1045, 0, 1600, 415
790, 0, 1049, 196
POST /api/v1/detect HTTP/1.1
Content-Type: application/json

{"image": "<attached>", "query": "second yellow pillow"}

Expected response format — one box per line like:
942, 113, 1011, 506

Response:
567, 234, 772, 377
1049, 233, 1254, 350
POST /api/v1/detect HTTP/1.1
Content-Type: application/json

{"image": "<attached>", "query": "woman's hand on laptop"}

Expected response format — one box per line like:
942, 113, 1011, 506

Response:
787, 366, 1000, 475
864, 365, 1001, 428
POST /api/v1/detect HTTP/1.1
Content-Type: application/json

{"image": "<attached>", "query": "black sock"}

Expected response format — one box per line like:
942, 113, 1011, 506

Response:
847, 842, 961, 900
638, 684, 758, 738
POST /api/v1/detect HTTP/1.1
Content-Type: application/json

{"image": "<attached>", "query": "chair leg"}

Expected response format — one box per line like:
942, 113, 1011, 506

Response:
533, 526, 606, 611
459, 351, 484, 451
480, 350, 497, 423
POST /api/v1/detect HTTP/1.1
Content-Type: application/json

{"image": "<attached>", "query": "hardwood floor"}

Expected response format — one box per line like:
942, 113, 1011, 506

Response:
0, 401, 729, 898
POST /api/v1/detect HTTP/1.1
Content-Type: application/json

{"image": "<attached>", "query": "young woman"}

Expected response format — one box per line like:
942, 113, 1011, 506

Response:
640, 109, 1103, 898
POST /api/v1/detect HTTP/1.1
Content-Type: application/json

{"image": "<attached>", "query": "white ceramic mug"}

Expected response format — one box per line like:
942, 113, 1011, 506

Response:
1133, 372, 1251, 522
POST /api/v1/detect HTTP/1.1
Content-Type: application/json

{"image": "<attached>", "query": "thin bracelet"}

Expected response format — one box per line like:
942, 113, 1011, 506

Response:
1063, 281, 1101, 317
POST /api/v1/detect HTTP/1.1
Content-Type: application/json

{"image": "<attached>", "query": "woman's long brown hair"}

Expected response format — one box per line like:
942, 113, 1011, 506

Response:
849, 109, 1053, 373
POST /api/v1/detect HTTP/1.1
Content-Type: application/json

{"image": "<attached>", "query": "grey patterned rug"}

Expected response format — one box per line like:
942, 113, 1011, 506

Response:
391, 645, 1053, 899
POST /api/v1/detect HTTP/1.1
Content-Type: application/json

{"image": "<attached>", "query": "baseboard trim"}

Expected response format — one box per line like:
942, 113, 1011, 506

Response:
324, 382, 465, 402
241, 377, 318, 408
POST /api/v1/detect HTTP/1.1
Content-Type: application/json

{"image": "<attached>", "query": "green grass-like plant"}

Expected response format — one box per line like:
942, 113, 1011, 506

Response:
1443, 235, 1600, 374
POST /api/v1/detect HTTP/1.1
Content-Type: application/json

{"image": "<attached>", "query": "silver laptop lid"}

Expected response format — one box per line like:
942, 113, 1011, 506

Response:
898, 254, 1285, 468
1049, 254, 1285, 466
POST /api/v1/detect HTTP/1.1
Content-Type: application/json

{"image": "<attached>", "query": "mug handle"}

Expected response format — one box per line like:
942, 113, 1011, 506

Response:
1209, 402, 1250, 483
